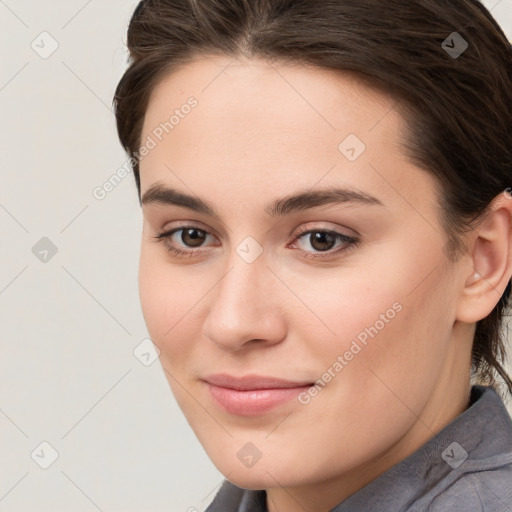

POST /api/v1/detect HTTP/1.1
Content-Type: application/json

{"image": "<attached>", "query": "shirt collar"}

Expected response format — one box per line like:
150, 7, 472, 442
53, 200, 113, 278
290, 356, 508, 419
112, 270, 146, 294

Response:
331, 385, 512, 511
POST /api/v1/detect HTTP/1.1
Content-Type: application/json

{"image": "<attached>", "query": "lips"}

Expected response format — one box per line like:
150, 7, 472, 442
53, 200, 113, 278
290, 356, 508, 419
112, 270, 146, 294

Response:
202, 373, 314, 416
202, 373, 314, 390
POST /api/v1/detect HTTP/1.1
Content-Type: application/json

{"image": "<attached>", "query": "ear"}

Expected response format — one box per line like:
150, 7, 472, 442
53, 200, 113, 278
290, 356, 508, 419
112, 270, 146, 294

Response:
455, 190, 512, 323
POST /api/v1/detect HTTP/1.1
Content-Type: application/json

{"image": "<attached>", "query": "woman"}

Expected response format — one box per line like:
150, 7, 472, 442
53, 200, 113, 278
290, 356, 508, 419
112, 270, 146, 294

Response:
113, 0, 512, 510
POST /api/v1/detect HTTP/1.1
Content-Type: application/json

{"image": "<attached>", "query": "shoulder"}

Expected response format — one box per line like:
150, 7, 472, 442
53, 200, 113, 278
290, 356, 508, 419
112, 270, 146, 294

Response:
415, 464, 512, 512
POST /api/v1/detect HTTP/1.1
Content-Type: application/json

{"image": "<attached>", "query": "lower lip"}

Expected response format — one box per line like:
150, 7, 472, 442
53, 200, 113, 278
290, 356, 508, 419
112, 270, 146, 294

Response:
205, 382, 312, 416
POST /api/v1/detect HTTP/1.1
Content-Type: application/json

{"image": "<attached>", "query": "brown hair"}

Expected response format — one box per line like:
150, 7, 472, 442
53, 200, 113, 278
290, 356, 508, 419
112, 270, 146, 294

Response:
113, 0, 512, 395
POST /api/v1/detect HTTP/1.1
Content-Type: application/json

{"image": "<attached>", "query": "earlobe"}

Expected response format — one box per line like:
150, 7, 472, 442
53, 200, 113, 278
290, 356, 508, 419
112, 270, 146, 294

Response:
456, 194, 512, 324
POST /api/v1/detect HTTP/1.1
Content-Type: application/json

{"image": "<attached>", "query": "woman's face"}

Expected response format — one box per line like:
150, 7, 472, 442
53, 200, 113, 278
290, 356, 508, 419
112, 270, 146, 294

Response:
138, 56, 470, 499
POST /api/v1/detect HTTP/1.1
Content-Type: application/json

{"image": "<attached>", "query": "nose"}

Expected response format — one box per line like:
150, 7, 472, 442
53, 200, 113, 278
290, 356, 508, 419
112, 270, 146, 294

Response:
202, 251, 288, 352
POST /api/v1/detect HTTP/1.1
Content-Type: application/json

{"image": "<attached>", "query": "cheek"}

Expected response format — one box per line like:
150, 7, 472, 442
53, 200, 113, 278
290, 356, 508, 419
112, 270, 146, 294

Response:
138, 246, 211, 366
307, 254, 453, 394
138, 249, 167, 339
341, 268, 456, 407
139, 249, 185, 345
289, 266, 402, 350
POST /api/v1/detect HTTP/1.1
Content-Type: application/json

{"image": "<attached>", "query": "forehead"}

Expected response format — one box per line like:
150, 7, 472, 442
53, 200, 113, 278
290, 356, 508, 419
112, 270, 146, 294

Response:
138, 55, 437, 217
142, 55, 398, 139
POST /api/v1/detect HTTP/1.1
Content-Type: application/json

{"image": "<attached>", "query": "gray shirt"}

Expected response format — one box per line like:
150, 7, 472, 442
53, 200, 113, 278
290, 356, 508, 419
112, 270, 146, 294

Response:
205, 385, 512, 511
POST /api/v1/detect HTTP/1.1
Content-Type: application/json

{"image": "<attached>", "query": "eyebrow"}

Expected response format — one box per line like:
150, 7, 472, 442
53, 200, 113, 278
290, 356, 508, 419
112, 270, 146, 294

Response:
141, 182, 385, 218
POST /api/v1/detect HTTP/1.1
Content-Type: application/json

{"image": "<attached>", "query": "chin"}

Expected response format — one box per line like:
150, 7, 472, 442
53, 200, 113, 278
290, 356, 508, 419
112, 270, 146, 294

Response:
210, 447, 315, 490
222, 469, 283, 490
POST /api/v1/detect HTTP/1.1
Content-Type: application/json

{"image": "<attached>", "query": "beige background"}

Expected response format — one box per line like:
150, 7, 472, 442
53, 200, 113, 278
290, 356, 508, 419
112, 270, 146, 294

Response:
1, 1, 511, 510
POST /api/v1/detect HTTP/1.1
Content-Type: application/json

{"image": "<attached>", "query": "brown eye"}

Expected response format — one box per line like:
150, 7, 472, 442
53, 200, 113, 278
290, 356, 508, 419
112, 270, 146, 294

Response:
306, 232, 337, 252
180, 228, 207, 248
154, 225, 216, 257
292, 228, 359, 260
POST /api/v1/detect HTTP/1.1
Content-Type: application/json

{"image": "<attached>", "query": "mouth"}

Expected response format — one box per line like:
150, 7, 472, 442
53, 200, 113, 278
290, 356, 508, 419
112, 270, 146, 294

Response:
202, 374, 314, 416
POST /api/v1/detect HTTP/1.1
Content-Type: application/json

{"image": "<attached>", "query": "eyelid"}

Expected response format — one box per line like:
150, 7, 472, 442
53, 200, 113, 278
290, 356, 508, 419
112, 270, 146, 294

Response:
292, 221, 359, 239
160, 219, 212, 233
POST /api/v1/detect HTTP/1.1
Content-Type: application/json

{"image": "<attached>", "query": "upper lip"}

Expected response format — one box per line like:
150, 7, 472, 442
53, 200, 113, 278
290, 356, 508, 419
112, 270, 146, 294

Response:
203, 374, 314, 390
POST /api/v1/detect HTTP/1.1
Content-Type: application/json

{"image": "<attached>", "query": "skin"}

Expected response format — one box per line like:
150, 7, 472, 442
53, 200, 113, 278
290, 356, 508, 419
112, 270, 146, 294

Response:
137, 55, 512, 512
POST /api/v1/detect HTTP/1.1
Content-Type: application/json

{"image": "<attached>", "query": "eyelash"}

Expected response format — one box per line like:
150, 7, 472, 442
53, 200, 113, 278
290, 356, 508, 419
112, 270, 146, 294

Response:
153, 225, 359, 260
